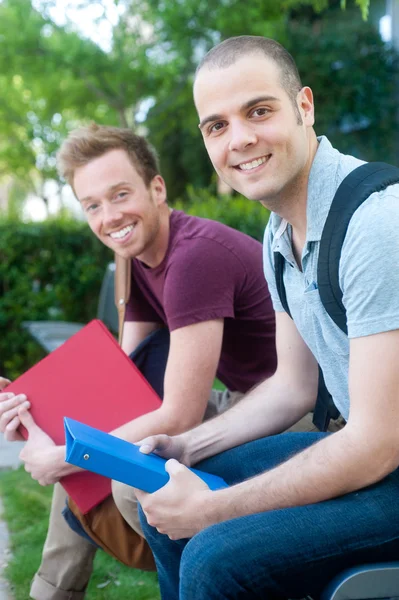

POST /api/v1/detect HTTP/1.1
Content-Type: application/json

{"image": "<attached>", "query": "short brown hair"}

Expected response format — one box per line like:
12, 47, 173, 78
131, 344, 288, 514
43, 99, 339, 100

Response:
57, 123, 160, 188
196, 36, 303, 106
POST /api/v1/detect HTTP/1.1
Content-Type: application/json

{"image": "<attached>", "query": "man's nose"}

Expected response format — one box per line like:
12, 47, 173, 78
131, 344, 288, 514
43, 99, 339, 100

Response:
103, 203, 123, 227
228, 121, 257, 152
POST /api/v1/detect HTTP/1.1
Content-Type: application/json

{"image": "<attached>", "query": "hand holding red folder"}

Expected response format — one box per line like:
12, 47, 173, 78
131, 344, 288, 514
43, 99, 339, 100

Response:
0, 373, 32, 442
18, 409, 63, 487
4, 320, 162, 513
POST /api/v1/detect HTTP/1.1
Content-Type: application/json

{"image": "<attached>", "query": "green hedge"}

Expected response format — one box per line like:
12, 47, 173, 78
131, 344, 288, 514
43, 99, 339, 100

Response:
175, 186, 270, 242
0, 218, 112, 379
1, 193, 269, 379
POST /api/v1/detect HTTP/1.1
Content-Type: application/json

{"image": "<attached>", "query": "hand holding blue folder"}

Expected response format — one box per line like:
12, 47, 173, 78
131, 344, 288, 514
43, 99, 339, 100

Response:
64, 417, 228, 493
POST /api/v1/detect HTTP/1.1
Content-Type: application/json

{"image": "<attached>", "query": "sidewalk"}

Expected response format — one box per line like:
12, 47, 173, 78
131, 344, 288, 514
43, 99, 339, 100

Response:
0, 433, 24, 600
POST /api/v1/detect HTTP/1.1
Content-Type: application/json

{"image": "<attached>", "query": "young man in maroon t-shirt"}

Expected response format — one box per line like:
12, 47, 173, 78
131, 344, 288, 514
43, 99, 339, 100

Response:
0, 124, 277, 600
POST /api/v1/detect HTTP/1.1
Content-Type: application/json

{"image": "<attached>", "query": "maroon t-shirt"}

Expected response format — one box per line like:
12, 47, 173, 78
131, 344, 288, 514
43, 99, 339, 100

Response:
125, 210, 276, 392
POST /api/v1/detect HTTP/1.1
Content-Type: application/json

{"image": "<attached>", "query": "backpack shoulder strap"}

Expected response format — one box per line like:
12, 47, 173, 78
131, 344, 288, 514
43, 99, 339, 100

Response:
274, 250, 291, 317
274, 246, 338, 430
318, 162, 399, 334
273, 162, 399, 431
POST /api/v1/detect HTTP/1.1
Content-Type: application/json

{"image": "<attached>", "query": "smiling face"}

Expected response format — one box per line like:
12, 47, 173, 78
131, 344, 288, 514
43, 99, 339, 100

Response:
194, 54, 316, 210
74, 149, 168, 265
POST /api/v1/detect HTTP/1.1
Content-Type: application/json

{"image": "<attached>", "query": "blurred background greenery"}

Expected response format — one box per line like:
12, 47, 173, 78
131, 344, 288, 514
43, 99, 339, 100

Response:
0, 0, 397, 378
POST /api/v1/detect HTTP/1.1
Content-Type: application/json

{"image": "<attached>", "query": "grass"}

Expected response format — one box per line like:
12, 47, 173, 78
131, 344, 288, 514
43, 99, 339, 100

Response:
0, 467, 161, 600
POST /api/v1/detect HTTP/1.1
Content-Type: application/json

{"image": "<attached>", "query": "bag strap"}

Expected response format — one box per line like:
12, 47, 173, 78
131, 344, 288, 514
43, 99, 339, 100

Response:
114, 253, 131, 346
318, 162, 399, 334
273, 161, 399, 430
274, 251, 291, 317
274, 250, 338, 430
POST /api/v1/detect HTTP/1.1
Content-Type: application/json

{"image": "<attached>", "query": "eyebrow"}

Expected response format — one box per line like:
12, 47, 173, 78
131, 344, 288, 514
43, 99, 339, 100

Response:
80, 181, 131, 204
199, 95, 280, 130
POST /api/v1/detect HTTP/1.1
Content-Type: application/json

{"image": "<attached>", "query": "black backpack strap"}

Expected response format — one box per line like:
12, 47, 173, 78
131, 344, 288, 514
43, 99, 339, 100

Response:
274, 251, 291, 317
318, 162, 399, 334
274, 249, 335, 430
273, 162, 399, 431
314, 162, 399, 429
313, 368, 340, 431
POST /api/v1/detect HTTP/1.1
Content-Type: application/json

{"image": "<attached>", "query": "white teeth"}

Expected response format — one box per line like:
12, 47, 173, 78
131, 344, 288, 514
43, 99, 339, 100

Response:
239, 156, 267, 171
110, 225, 134, 239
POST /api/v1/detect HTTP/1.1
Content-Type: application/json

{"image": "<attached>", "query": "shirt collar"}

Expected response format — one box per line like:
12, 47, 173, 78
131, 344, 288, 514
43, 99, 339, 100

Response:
270, 136, 340, 251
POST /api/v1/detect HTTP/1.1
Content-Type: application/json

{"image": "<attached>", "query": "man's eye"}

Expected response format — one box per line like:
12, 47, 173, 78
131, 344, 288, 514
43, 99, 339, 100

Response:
116, 192, 128, 200
86, 204, 98, 213
251, 107, 269, 117
209, 122, 225, 134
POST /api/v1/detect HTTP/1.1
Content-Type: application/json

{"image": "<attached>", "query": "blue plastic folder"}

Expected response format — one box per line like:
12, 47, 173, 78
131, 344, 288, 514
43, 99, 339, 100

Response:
64, 417, 228, 493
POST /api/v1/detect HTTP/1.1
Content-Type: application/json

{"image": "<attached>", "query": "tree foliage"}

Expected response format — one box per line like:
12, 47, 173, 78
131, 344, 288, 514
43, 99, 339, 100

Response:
288, 7, 398, 163
0, 0, 388, 208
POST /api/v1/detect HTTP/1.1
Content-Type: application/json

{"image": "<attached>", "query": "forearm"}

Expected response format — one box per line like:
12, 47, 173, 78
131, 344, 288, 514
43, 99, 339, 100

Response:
50, 445, 82, 477
203, 425, 399, 524
115, 321, 225, 442
184, 371, 316, 465
52, 405, 193, 478
111, 403, 201, 443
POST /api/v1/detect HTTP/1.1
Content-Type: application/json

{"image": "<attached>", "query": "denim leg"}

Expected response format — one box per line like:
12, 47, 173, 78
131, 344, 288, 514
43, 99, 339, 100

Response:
138, 507, 186, 600
139, 432, 324, 599
140, 432, 399, 600
180, 479, 399, 600
195, 432, 326, 484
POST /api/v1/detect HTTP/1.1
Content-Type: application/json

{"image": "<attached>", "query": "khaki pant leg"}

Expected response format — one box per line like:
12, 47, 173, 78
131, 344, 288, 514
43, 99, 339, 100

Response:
112, 387, 246, 532
30, 483, 97, 600
111, 479, 143, 537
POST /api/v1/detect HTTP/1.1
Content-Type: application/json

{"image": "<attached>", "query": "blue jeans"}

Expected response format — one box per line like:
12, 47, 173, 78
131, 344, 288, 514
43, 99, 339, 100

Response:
139, 432, 399, 599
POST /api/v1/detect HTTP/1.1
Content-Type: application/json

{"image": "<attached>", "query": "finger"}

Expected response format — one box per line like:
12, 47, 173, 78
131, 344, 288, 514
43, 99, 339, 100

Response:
0, 393, 14, 405
5, 415, 21, 433
0, 394, 27, 410
137, 434, 173, 455
18, 408, 37, 432
165, 459, 209, 491
165, 458, 186, 476
1, 401, 29, 423
0, 404, 27, 433
139, 434, 173, 458
0, 377, 11, 391
4, 427, 25, 442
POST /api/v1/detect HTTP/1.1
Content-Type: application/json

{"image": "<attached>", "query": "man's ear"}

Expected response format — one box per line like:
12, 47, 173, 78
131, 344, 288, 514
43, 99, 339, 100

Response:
150, 175, 167, 206
298, 86, 315, 127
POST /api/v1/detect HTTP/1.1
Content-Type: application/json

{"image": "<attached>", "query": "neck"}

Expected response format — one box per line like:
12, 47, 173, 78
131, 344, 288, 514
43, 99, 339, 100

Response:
138, 204, 171, 268
262, 131, 319, 244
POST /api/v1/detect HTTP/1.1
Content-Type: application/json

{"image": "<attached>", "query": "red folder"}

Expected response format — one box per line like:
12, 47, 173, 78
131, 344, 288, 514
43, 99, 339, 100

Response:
5, 319, 162, 513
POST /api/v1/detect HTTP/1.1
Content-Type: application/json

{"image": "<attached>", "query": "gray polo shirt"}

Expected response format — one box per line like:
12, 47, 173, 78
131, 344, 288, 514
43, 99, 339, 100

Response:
263, 136, 399, 420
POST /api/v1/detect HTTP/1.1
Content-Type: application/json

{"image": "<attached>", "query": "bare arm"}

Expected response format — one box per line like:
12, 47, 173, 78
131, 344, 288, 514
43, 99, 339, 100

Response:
0, 321, 162, 479
113, 318, 224, 441
200, 328, 399, 525
137, 321, 399, 539
179, 311, 319, 464
42, 318, 224, 479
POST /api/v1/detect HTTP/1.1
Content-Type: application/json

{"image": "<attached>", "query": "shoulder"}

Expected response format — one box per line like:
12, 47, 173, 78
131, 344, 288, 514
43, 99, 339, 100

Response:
169, 211, 263, 271
339, 183, 399, 337
343, 182, 399, 247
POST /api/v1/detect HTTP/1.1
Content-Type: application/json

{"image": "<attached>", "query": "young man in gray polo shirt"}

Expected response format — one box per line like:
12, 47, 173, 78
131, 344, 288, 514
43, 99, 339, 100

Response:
134, 36, 399, 599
